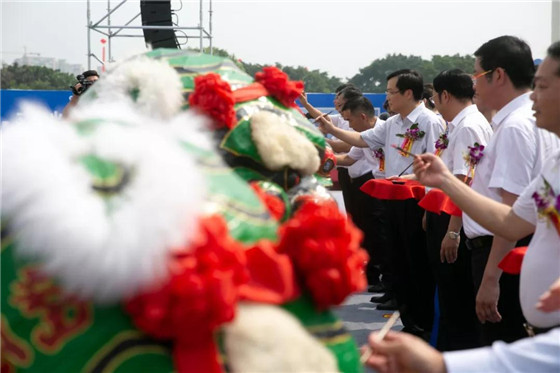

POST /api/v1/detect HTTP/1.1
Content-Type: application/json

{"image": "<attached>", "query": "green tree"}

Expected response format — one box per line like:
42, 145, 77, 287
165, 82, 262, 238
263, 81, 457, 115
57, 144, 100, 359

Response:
200, 47, 343, 92
349, 54, 475, 92
1, 63, 75, 90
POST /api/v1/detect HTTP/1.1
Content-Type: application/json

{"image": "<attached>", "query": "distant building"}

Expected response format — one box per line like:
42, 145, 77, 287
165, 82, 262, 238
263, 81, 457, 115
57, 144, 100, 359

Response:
14, 55, 83, 76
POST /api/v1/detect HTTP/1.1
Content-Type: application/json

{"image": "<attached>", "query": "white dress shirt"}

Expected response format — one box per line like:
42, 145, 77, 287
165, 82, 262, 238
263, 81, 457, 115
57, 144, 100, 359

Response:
360, 103, 445, 177
463, 93, 560, 238
330, 114, 352, 170
512, 149, 560, 328
441, 105, 493, 176
347, 119, 386, 179
443, 328, 560, 373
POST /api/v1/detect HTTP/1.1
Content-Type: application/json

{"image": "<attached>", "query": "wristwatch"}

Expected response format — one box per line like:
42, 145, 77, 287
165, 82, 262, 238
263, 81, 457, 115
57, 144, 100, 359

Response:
447, 231, 460, 240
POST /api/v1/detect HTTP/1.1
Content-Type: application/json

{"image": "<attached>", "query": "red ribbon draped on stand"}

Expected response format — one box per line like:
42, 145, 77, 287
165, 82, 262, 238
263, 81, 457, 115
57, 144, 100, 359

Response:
418, 188, 462, 216
360, 179, 426, 201
498, 246, 528, 275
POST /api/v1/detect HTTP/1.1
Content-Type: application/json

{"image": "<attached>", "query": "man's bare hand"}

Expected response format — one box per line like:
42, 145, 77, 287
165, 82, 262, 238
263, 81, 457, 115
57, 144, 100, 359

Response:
476, 278, 502, 323
413, 153, 452, 188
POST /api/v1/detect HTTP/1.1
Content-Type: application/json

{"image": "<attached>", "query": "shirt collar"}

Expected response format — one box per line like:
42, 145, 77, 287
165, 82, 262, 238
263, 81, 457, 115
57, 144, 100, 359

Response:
403, 102, 425, 124
449, 104, 477, 131
491, 92, 532, 129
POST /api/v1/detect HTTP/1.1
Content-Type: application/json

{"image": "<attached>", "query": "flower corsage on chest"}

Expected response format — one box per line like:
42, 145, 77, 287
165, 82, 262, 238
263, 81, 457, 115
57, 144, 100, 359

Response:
434, 131, 449, 157
373, 148, 385, 172
463, 142, 484, 182
396, 123, 425, 157
532, 176, 560, 237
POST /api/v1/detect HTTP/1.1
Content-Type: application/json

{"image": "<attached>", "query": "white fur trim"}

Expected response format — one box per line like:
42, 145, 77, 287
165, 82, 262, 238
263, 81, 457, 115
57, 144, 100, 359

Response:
223, 303, 339, 372
2, 103, 207, 303
79, 56, 184, 120
250, 111, 320, 176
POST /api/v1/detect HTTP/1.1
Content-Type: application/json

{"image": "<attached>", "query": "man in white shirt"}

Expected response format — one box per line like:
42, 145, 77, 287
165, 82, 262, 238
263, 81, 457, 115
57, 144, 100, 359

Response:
460, 36, 560, 345
298, 85, 362, 215
318, 69, 444, 336
334, 96, 389, 295
426, 69, 493, 350
363, 41, 560, 371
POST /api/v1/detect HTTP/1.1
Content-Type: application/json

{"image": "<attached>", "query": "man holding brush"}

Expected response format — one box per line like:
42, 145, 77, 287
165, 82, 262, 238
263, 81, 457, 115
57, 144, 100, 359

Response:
318, 69, 444, 338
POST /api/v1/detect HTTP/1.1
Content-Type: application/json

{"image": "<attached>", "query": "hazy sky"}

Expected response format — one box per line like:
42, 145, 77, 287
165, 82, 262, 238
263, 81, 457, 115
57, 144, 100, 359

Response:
1, 0, 556, 80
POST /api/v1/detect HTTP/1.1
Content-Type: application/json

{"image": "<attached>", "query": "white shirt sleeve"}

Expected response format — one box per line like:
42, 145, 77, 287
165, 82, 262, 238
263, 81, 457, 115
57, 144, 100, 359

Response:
347, 146, 364, 161
443, 328, 560, 373
488, 125, 537, 196
512, 177, 540, 225
361, 124, 387, 150
451, 126, 485, 176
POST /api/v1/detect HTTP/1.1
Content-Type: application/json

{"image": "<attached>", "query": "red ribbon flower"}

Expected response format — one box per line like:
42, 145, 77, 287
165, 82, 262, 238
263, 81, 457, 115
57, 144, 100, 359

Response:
189, 73, 237, 129
276, 201, 368, 310
254, 66, 304, 108
125, 215, 248, 373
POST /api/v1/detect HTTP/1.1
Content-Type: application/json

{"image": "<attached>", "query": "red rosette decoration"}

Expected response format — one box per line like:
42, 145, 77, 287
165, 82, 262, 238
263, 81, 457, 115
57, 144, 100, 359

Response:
276, 201, 368, 310
125, 215, 248, 373
239, 239, 301, 304
189, 73, 237, 129
254, 66, 304, 108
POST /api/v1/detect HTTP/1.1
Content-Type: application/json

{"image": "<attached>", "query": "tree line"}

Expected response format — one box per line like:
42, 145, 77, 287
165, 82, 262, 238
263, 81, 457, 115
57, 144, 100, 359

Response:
1, 48, 474, 92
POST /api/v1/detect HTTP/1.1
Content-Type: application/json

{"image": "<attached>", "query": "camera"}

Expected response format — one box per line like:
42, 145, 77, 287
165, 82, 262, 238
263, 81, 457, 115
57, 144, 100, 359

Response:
70, 70, 99, 96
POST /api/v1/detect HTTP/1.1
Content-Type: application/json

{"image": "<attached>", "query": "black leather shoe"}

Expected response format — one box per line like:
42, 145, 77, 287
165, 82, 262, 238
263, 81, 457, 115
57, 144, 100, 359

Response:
368, 283, 387, 293
370, 292, 391, 303
376, 298, 398, 311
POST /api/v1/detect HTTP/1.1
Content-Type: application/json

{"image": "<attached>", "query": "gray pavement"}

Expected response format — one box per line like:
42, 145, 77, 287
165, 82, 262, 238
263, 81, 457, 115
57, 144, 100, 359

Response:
333, 291, 402, 349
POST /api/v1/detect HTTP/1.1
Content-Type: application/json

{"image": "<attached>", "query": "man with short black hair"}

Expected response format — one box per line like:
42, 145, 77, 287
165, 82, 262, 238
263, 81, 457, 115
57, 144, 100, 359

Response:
298, 85, 363, 218
335, 96, 389, 292
428, 68, 493, 350
319, 69, 444, 335
465, 35, 559, 345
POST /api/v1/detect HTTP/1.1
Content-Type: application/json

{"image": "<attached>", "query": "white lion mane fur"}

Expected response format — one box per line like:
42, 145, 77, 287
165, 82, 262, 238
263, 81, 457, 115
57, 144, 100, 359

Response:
250, 111, 321, 176
78, 56, 184, 120
2, 103, 207, 303
223, 303, 339, 372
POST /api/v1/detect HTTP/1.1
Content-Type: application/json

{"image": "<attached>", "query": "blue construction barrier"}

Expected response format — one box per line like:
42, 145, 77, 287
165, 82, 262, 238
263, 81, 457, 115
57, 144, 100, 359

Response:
303, 93, 386, 111
1, 90, 71, 122
1, 90, 387, 123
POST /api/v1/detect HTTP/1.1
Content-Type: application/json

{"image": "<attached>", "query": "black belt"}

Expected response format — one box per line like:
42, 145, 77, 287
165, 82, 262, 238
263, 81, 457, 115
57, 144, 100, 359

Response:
524, 323, 559, 337
465, 235, 493, 250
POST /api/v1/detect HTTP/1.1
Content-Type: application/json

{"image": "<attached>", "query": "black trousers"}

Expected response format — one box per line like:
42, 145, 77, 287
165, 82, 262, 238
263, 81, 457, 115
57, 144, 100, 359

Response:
425, 212, 479, 351
386, 199, 435, 336
337, 167, 352, 215
468, 234, 532, 346
348, 173, 390, 285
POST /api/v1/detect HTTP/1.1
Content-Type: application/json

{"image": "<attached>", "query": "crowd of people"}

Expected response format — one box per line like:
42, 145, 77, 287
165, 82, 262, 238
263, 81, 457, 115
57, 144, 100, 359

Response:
303, 35, 560, 371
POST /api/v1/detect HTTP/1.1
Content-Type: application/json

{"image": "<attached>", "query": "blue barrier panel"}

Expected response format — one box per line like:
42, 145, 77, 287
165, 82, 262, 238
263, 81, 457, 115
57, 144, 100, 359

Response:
301, 93, 387, 113
1, 90, 71, 121
1, 90, 387, 123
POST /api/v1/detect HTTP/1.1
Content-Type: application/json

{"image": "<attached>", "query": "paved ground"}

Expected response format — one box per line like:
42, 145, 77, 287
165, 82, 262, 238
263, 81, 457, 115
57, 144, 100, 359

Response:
332, 291, 402, 372
333, 291, 403, 348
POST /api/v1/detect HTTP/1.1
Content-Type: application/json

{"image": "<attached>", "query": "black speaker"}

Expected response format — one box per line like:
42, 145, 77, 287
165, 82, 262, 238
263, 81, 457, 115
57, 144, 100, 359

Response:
140, 0, 179, 49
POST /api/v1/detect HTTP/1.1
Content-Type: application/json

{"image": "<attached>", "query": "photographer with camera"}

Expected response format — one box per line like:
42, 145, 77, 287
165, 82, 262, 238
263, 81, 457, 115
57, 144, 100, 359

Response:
62, 70, 99, 118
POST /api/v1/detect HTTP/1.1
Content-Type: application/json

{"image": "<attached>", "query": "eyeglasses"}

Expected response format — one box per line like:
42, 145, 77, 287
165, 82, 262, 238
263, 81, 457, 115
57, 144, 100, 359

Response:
385, 89, 401, 95
471, 69, 494, 83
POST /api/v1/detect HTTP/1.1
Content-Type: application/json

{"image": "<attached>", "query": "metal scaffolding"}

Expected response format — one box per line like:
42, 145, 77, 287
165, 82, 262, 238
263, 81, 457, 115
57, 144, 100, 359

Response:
86, 0, 213, 70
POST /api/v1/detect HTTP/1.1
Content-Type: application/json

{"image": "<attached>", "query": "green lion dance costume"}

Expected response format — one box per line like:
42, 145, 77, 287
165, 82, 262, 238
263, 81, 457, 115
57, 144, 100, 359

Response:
1, 50, 367, 373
